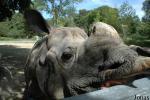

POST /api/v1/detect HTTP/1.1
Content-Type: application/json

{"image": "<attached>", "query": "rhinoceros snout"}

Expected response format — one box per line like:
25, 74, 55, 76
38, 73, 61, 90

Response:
43, 51, 63, 72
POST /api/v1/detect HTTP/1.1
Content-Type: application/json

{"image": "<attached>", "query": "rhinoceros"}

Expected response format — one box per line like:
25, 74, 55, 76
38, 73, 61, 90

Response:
23, 10, 150, 100
66, 22, 150, 95
80, 22, 150, 82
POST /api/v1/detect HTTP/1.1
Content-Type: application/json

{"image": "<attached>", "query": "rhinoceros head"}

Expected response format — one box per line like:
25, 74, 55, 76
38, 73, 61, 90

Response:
24, 9, 88, 99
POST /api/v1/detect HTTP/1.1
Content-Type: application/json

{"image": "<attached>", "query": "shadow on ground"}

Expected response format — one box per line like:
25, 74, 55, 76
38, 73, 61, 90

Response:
0, 45, 30, 100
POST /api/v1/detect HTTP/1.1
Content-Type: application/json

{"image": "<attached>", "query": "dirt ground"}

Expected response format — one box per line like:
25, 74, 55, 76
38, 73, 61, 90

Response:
0, 41, 35, 100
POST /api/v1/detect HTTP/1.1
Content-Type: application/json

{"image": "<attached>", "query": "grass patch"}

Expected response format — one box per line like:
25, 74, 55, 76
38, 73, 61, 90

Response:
124, 34, 150, 47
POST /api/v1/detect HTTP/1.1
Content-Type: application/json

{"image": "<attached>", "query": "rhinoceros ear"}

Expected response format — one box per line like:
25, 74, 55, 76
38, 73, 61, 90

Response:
24, 9, 50, 34
92, 26, 96, 34
88, 26, 96, 36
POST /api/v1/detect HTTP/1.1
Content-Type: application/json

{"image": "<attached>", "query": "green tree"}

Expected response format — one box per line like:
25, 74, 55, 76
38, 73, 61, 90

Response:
137, 22, 150, 37
119, 1, 136, 17
33, 0, 83, 26
0, 0, 31, 21
0, 20, 10, 37
0, 13, 33, 38
138, 0, 150, 37
74, 9, 89, 33
119, 1, 140, 36
61, 6, 77, 26
142, 0, 150, 22
74, 6, 121, 33
7, 13, 26, 38
97, 6, 122, 33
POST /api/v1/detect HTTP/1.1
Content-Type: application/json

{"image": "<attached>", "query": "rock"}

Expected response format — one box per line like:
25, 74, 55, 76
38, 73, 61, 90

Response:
64, 77, 150, 100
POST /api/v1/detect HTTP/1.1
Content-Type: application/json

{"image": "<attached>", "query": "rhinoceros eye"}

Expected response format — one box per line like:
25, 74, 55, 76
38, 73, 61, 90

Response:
61, 52, 73, 62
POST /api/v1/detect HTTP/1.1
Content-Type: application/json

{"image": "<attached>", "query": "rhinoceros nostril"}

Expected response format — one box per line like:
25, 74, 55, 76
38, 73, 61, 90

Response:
39, 59, 47, 66
107, 62, 123, 69
98, 62, 124, 72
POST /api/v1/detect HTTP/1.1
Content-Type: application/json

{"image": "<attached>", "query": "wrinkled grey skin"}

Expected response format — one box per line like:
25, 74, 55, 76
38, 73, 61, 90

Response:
64, 22, 150, 96
25, 28, 88, 99
66, 22, 139, 95
23, 10, 89, 100
23, 10, 150, 100
81, 22, 138, 80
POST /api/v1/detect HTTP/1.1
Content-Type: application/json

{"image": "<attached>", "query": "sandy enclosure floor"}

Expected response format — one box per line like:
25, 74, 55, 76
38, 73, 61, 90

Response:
0, 41, 35, 48
0, 41, 35, 100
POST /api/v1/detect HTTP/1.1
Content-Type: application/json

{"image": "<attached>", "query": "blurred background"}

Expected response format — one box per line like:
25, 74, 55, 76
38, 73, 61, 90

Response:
0, 0, 150, 46
0, 0, 150, 99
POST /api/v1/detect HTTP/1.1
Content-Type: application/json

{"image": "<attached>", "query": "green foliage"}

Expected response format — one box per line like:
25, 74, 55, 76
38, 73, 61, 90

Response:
98, 6, 122, 33
7, 13, 26, 38
0, 13, 33, 38
74, 6, 122, 33
124, 33, 150, 47
119, 1, 140, 35
0, 20, 10, 37
138, 0, 150, 38
119, 1, 136, 17
137, 22, 150, 36
0, 0, 31, 21
33, 0, 82, 26
32, 0, 47, 10
0, 0, 149, 41
74, 10, 89, 32
142, 0, 150, 22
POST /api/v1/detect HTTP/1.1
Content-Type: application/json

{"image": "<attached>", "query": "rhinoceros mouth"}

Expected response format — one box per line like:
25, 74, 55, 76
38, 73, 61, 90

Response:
67, 64, 150, 95
75, 68, 150, 91
91, 70, 150, 89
